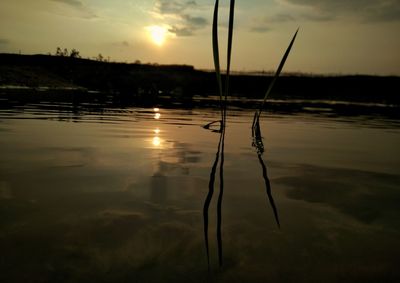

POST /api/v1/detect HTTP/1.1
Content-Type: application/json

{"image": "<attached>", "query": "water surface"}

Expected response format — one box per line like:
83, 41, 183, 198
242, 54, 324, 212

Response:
1, 103, 399, 282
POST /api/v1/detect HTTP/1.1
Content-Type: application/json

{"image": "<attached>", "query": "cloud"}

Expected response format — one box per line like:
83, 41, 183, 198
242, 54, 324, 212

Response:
50, 0, 97, 19
269, 13, 297, 23
50, 0, 84, 8
168, 27, 194, 36
251, 26, 271, 33
250, 0, 399, 32
250, 13, 297, 33
156, 0, 196, 15
282, 0, 400, 22
168, 15, 208, 36
183, 14, 207, 27
153, 0, 208, 37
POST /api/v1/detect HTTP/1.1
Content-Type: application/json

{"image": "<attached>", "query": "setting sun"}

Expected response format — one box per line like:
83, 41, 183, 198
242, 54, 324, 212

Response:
148, 26, 167, 46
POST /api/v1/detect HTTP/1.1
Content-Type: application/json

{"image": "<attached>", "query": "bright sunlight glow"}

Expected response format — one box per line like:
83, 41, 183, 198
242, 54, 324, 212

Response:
152, 136, 161, 147
148, 26, 167, 46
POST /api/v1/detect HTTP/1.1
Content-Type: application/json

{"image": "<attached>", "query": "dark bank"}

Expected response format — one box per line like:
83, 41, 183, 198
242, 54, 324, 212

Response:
1, 53, 399, 105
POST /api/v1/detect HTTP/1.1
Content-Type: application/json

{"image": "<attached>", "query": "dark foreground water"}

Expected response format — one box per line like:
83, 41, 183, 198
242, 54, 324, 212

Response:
0, 102, 399, 282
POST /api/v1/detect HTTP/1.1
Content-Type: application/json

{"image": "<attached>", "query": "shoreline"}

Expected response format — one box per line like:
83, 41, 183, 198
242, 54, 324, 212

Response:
1, 53, 399, 107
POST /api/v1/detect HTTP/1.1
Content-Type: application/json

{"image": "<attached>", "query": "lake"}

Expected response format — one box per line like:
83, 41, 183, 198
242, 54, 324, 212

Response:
0, 101, 399, 282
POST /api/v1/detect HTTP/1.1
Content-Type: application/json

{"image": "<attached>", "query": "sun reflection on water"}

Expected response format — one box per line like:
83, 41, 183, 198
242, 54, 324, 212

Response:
151, 108, 162, 148
154, 107, 161, 120
152, 136, 162, 147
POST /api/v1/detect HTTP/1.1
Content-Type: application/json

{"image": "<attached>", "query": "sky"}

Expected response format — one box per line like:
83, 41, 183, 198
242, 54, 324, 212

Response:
0, 0, 399, 75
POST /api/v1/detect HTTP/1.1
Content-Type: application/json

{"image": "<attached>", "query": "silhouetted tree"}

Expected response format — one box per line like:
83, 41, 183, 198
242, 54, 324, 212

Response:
55, 47, 70, 56
96, 53, 104, 62
70, 49, 80, 58
55, 47, 63, 56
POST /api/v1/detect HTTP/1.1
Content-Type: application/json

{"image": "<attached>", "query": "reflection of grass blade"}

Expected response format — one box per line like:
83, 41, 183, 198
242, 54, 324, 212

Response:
203, 131, 223, 269
252, 118, 280, 228
257, 153, 280, 228
217, 126, 225, 267
258, 28, 299, 116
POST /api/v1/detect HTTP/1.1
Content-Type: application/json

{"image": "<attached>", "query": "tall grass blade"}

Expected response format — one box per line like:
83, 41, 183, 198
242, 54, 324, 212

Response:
258, 28, 299, 116
205, 0, 235, 269
217, 0, 235, 267
224, 0, 235, 100
251, 28, 298, 228
204, 1, 223, 269
212, 0, 223, 108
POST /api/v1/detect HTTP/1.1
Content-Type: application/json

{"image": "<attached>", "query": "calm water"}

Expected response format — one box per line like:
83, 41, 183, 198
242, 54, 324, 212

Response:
0, 103, 399, 282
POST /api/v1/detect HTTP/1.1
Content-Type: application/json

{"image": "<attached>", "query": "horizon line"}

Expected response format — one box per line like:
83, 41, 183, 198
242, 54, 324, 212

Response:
0, 52, 399, 78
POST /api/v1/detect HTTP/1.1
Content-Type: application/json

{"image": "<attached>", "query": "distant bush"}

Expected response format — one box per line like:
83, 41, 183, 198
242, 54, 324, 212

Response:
70, 49, 80, 58
55, 47, 80, 58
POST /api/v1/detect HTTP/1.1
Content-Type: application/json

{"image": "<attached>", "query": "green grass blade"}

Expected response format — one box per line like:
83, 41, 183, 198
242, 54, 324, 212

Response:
224, 0, 235, 99
258, 28, 299, 115
212, 0, 223, 104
